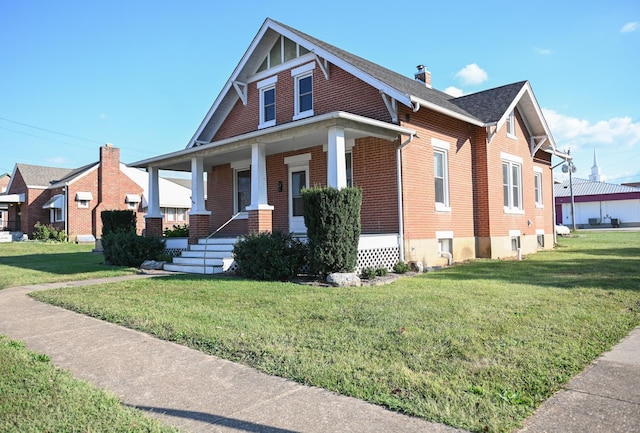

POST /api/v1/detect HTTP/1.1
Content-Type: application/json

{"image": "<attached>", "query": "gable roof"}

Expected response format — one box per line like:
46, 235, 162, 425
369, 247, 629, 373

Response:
12, 164, 76, 189
555, 178, 640, 197
188, 18, 559, 156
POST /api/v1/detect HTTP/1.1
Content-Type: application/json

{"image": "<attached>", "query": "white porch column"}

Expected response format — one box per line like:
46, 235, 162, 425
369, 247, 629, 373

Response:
246, 143, 273, 210
190, 157, 209, 214
327, 126, 347, 189
146, 166, 162, 218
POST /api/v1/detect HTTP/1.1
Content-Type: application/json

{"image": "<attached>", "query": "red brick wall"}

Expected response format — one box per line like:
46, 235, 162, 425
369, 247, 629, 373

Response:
213, 63, 391, 141
7, 169, 50, 236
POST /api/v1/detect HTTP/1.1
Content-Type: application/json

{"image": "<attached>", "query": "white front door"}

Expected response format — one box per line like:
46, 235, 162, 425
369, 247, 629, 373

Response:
289, 166, 308, 234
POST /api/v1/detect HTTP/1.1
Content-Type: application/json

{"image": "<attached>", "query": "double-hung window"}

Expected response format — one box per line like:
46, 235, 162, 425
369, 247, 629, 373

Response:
506, 110, 516, 138
534, 168, 543, 207
432, 138, 450, 211
235, 168, 251, 214
502, 152, 523, 213
345, 151, 353, 188
258, 76, 277, 129
292, 62, 315, 120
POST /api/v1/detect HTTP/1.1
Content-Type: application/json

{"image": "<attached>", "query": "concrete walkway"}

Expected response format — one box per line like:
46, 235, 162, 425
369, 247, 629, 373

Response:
0, 275, 638, 433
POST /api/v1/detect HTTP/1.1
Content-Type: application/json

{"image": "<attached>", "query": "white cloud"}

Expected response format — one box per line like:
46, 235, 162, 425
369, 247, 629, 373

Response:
621, 21, 639, 33
543, 109, 640, 151
454, 64, 488, 86
444, 86, 464, 97
535, 48, 552, 55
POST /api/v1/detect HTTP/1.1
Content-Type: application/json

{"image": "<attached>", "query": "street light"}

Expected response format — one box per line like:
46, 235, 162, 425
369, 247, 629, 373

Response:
562, 149, 577, 231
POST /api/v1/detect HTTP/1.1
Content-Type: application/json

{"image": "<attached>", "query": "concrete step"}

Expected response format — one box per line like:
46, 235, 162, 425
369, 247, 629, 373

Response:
163, 264, 224, 274
189, 244, 235, 253
172, 257, 224, 266
180, 250, 231, 259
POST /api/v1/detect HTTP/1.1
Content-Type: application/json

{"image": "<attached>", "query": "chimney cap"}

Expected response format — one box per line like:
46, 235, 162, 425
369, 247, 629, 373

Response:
105, 143, 113, 148
416, 64, 425, 71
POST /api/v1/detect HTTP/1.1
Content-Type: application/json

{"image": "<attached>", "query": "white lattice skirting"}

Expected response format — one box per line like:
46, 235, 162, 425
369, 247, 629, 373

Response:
356, 234, 400, 272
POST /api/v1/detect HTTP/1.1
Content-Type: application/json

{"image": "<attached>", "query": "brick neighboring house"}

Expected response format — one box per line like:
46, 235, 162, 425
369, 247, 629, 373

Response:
131, 18, 569, 272
0, 173, 10, 230
4, 144, 192, 241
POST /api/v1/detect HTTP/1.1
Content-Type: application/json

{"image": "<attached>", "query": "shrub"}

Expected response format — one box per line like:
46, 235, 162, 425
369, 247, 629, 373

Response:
302, 186, 362, 276
360, 267, 377, 280
375, 266, 388, 277
102, 231, 165, 267
33, 222, 66, 242
233, 231, 308, 281
101, 210, 136, 237
163, 224, 189, 237
393, 260, 410, 274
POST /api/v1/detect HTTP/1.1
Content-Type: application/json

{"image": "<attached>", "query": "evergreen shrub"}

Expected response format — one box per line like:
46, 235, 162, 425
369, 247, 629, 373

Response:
102, 231, 165, 267
233, 231, 308, 281
101, 210, 136, 237
302, 186, 362, 276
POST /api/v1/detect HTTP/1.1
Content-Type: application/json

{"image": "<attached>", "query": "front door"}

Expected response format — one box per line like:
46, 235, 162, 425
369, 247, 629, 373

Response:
289, 166, 308, 234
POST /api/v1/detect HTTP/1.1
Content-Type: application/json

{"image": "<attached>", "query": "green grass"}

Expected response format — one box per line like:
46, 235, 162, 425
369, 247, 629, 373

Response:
0, 242, 138, 289
32, 231, 640, 432
0, 335, 180, 433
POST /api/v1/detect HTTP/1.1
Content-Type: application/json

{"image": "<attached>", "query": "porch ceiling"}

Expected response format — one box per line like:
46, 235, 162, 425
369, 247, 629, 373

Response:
130, 111, 416, 173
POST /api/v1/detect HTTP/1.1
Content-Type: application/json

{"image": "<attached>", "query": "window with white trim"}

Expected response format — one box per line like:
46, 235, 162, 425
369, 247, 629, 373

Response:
127, 201, 137, 210
257, 76, 277, 129
235, 168, 251, 213
534, 169, 543, 207
511, 236, 521, 251
176, 208, 186, 222
257, 36, 311, 73
51, 208, 64, 223
432, 138, 450, 211
345, 151, 353, 188
502, 156, 523, 212
506, 110, 516, 138
292, 62, 315, 120
78, 199, 89, 209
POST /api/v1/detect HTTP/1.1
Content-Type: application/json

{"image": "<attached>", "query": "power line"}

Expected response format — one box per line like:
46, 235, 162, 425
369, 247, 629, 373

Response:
0, 126, 100, 149
0, 116, 104, 144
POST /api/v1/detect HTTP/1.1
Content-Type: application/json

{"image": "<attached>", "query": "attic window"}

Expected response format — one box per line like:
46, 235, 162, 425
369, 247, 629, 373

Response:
257, 36, 311, 73
506, 110, 516, 138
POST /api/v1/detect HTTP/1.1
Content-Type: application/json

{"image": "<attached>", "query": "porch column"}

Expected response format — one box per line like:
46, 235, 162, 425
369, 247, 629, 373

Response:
246, 143, 273, 233
189, 157, 211, 245
144, 166, 163, 237
327, 126, 347, 189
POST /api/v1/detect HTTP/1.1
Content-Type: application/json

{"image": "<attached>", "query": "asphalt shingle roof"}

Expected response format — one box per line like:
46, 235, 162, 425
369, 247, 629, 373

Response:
16, 164, 76, 188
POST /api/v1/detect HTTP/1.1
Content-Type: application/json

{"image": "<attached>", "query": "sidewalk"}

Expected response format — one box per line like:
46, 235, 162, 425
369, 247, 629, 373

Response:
1, 275, 638, 433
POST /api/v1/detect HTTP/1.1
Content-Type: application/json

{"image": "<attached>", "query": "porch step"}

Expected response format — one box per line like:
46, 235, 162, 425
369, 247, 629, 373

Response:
164, 237, 237, 275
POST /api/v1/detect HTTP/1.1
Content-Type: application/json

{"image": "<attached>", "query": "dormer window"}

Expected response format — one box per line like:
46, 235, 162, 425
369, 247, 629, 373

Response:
257, 36, 311, 73
506, 110, 516, 138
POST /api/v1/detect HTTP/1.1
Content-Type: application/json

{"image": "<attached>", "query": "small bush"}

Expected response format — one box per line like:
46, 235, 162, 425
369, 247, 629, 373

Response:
360, 267, 376, 280
375, 266, 388, 277
393, 261, 410, 274
102, 231, 165, 267
163, 224, 189, 237
233, 231, 308, 281
32, 222, 66, 242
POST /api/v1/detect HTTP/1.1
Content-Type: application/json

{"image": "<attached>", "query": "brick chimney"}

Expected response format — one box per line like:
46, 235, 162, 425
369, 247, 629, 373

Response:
415, 65, 432, 88
98, 143, 120, 206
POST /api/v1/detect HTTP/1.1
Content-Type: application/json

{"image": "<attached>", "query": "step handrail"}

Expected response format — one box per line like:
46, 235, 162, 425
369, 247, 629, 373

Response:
202, 212, 242, 274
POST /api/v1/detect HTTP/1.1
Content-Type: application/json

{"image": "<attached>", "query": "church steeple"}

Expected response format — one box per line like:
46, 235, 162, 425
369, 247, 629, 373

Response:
589, 148, 602, 182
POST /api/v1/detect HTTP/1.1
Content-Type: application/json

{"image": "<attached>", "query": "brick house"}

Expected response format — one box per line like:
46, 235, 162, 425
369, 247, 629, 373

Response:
0, 173, 10, 231
131, 18, 569, 273
4, 144, 192, 241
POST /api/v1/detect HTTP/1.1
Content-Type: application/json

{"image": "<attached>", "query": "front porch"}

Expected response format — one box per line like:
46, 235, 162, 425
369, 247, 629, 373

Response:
164, 233, 400, 275
131, 111, 416, 260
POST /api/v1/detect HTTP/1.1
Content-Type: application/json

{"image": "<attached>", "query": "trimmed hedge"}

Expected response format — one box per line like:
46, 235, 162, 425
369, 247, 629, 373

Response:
233, 231, 308, 281
302, 186, 362, 276
102, 231, 165, 267
101, 210, 136, 237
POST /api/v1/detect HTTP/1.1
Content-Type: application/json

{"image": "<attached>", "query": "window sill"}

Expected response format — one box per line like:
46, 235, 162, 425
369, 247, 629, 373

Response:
535, 204, 544, 209
258, 120, 276, 129
293, 110, 313, 121
507, 133, 517, 140
503, 207, 525, 215
435, 204, 452, 213
234, 212, 249, 220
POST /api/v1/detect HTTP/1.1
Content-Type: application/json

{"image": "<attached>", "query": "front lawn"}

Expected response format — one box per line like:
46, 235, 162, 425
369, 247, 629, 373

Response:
32, 231, 640, 432
0, 335, 180, 433
0, 242, 138, 289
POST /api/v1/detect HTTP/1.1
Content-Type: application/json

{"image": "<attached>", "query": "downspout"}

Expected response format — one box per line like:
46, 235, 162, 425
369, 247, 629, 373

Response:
551, 158, 569, 245
64, 183, 69, 242
396, 133, 415, 263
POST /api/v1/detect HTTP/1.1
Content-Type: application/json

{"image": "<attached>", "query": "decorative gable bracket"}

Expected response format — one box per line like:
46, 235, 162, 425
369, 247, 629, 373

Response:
380, 92, 398, 124
313, 53, 330, 80
486, 125, 497, 144
233, 81, 248, 106
530, 135, 548, 157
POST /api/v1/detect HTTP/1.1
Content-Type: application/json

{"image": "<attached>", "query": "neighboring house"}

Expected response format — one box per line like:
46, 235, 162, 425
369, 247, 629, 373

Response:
3, 144, 192, 241
0, 173, 10, 230
131, 18, 568, 273
555, 178, 640, 228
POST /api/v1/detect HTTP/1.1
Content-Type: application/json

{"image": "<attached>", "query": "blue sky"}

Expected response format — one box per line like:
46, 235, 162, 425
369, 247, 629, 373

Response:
1, 0, 639, 184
